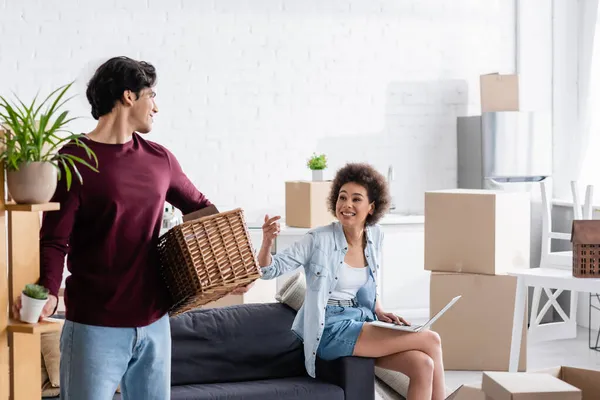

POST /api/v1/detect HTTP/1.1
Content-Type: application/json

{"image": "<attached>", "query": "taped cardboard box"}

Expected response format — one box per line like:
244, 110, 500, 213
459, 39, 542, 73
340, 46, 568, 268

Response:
446, 367, 600, 400
482, 371, 581, 400
285, 181, 336, 228
425, 189, 530, 275
480, 73, 520, 112
531, 366, 600, 400
430, 272, 527, 371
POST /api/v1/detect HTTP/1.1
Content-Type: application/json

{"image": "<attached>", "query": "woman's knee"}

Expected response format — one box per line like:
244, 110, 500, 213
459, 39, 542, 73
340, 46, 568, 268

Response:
422, 330, 441, 349
428, 330, 441, 347
409, 351, 434, 381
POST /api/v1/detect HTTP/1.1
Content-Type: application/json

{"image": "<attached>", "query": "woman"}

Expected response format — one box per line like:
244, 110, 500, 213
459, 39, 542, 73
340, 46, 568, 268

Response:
259, 163, 445, 400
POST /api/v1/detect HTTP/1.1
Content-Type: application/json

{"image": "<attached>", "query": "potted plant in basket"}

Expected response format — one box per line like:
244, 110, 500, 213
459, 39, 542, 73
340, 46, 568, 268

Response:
0, 82, 99, 204
20, 283, 49, 323
307, 153, 327, 181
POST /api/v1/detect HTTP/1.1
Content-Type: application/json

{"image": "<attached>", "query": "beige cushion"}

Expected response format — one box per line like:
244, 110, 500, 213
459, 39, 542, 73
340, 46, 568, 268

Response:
40, 328, 123, 394
275, 271, 306, 311
375, 377, 404, 399
375, 367, 410, 398
41, 352, 60, 398
375, 366, 452, 398
41, 331, 61, 388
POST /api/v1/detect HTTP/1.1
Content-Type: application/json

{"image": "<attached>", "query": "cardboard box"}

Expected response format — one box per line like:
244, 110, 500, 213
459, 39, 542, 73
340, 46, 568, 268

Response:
446, 367, 600, 400
430, 272, 527, 371
425, 189, 530, 275
446, 383, 486, 400
480, 73, 520, 112
532, 367, 600, 400
482, 371, 581, 400
285, 181, 336, 228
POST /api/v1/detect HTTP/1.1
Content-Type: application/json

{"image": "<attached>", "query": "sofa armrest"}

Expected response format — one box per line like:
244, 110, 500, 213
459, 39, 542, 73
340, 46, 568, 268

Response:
315, 356, 375, 400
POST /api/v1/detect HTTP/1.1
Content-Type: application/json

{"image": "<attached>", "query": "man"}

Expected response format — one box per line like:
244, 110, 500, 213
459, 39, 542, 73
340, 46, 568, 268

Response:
13, 56, 250, 400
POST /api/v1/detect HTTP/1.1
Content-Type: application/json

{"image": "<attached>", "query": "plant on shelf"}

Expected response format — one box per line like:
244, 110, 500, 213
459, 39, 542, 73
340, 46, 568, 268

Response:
307, 153, 327, 181
20, 283, 49, 324
0, 81, 99, 204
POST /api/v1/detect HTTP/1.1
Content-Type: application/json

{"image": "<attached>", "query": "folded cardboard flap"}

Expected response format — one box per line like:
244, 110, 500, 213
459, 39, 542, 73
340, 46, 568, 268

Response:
182, 204, 220, 223
446, 383, 485, 400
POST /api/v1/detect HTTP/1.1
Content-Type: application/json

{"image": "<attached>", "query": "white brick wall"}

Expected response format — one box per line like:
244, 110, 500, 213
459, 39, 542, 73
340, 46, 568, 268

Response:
0, 0, 515, 221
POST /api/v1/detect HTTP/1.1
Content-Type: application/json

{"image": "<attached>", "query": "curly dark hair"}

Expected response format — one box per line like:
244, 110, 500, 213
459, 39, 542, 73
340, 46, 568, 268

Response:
86, 56, 157, 120
327, 163, 391, 226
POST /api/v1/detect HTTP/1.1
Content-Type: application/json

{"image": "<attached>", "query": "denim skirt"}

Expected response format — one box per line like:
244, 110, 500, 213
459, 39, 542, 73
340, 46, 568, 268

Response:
316, 304, 374, 360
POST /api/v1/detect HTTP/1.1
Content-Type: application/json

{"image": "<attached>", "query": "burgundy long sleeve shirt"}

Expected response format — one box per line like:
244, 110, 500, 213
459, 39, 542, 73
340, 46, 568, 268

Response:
39, 133, 211, 327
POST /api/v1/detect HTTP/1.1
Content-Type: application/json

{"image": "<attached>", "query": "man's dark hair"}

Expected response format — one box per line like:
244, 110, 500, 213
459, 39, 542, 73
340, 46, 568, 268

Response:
327, 163, 391, 226
86, 56, 157, 120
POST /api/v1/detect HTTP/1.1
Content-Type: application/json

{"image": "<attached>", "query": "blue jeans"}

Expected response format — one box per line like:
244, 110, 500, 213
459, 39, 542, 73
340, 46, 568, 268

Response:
59, 314, 171, 400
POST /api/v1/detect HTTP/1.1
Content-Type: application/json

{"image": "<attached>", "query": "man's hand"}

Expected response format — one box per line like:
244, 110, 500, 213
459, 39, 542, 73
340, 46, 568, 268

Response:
12, 294, 58, 321
230, 281, 255, 295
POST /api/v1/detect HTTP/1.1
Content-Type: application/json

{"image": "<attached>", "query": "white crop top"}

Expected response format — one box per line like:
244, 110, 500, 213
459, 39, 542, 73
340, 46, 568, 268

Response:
329, 262, 369, 301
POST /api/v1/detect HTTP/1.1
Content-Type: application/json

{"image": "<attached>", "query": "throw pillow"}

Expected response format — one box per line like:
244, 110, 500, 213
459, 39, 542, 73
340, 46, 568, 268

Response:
375, 366, 452, 398
375, 377, 404, 400
375, 367, 410, 398
275, 271, 300, 301
40, 328, 122, 394
41, 331, 61, 388
276, 271, 306, 311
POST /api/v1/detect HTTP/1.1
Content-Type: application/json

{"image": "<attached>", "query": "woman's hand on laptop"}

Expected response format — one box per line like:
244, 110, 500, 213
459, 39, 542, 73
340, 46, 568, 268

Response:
375, 309, 410, 326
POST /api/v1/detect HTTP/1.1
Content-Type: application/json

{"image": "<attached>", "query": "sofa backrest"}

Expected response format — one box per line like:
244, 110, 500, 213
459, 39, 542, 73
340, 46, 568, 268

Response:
170, 302, 306, 385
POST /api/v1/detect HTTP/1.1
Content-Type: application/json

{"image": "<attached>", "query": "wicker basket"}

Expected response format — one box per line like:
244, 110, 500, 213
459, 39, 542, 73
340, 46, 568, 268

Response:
572, 220, 600, 278
157, 208, 261, 316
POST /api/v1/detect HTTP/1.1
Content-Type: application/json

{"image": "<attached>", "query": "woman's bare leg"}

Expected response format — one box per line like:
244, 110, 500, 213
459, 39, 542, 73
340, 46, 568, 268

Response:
353, 324, 446, 400
376, 350, 433, 400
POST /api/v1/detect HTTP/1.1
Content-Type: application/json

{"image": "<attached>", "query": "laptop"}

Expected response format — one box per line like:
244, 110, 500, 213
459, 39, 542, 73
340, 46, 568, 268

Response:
370, 295, 461, 332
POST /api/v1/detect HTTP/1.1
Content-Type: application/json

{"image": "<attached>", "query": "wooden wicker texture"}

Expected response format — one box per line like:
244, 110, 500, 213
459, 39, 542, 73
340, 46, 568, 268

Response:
572, 220, 600, 278
157, 208, 260, 316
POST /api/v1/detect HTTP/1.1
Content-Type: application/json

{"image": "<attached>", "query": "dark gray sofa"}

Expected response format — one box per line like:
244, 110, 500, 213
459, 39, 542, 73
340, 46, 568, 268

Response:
49, 302, 375, 399
163, 302, 375, 400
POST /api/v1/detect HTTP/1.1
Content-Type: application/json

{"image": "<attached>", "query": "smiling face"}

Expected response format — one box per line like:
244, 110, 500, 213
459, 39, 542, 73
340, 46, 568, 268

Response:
126, 87, 158, 134
335, 182, 375, 229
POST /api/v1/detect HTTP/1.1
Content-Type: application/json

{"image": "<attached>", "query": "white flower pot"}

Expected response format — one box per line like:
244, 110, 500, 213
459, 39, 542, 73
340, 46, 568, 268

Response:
312, 170, 324, 181
20, 293, 48, 324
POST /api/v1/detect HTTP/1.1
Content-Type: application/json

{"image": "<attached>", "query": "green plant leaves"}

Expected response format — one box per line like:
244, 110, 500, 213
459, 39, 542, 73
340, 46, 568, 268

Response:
307, 153, 327, 170
0, 82, 99, 190
23, 283, 49, 300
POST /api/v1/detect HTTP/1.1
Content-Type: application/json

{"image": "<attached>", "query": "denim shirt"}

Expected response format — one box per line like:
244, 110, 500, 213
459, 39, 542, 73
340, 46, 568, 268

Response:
260, 221, 383, 378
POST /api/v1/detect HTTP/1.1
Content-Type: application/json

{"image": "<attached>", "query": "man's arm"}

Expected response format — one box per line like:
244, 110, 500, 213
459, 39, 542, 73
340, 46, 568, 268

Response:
164, 148, 211, 214
37, 174, 81, 315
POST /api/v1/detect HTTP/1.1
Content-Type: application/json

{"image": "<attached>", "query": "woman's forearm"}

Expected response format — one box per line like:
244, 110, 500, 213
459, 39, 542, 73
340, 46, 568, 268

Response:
375, 297, 383, 313
258, 243, 273, 267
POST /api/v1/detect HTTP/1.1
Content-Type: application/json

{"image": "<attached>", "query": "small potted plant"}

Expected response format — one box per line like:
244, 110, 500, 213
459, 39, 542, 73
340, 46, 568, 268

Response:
307, 153, 327, 181
20, 283, 49, 323
0, 82, 99, 204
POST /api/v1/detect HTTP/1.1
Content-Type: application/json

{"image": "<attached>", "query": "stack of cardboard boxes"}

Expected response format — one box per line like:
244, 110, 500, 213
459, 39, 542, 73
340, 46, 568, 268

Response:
425, 189, 530, 371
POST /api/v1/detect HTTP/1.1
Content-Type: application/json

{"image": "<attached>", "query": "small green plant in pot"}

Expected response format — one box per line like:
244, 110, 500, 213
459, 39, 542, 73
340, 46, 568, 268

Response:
20, 283, 49, 323
0, 82, 98, 204
307, 153, 327, 181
